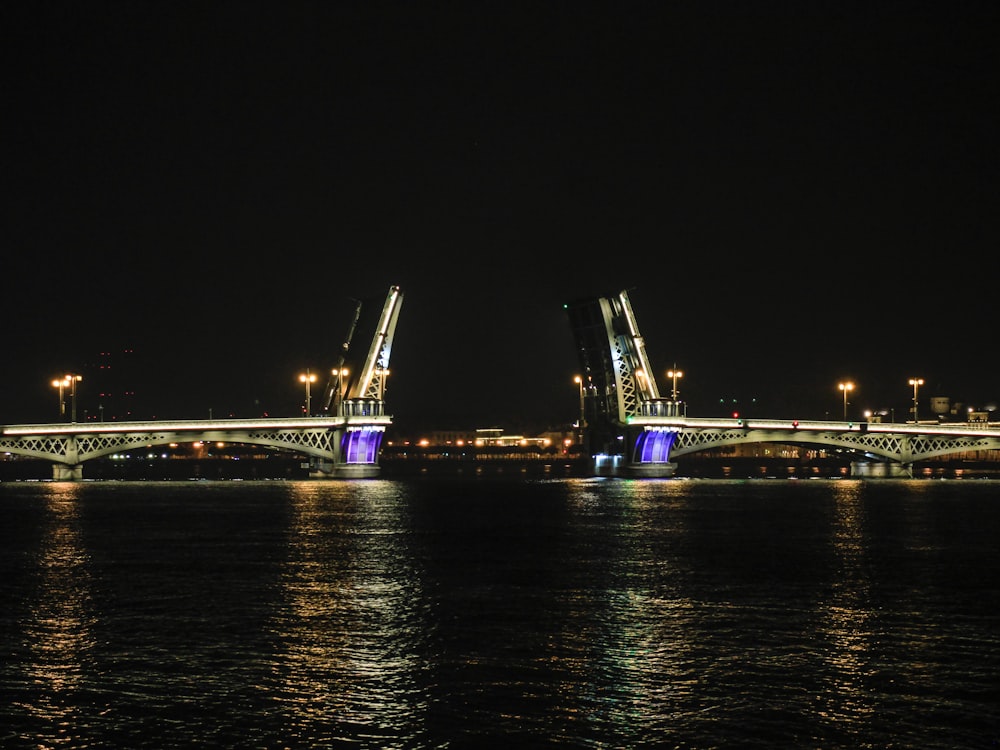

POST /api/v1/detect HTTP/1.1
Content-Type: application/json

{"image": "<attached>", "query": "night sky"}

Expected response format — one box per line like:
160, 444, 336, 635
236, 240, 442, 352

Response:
4, 2, 998, 432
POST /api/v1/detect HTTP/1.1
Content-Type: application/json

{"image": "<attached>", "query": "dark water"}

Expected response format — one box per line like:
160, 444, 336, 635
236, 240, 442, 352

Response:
2, 478, 999, 749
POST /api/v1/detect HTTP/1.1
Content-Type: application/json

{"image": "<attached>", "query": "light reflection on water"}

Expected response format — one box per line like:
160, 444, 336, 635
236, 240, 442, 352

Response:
818, 480, 875, 732
14, 482, 99, 747
0, 478, 998, 749
567, 479, 702, 740
272, 481, 431, 748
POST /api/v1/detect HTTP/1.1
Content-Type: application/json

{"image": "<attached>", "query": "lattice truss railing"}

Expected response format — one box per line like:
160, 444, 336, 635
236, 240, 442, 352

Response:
0, 435, 76, 460
670, 428, 1000, 463
1, 427, 337, 464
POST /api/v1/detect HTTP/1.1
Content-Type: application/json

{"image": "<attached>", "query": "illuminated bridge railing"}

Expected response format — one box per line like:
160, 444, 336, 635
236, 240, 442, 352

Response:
0, 412, 393, 480
622, 415, 1000, 476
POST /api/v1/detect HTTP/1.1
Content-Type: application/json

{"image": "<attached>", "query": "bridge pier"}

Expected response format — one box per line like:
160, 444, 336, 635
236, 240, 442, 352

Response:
301, 425, 385, 479
584, 427, 679, 478
305, 457, 382, 479
52, 463, 84, 481
622, 461, 678, 478
850, 461, 912, 478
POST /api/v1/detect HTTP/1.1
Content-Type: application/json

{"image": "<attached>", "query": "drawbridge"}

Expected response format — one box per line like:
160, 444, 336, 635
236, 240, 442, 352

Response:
564, 289, 1000, 478
564, 289, 682, 477
1, 285, 404, 480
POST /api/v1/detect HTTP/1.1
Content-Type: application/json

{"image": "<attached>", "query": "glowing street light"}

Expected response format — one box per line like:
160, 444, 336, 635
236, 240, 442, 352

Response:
299, 369, 317, 416
666, 366, 683, 401
329, 367, 350, 414
337, 368, 350, 401
54, 374, 83, 422
573, 375, 587, 449
68, 374, 82, 422
838, 381, 854, 421
51, 376, 70, 420
573, 375, 586, 427
909, 377, 924, 424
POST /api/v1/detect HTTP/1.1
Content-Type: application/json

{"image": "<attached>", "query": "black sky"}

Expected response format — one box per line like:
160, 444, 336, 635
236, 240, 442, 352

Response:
3, 1, 998, 430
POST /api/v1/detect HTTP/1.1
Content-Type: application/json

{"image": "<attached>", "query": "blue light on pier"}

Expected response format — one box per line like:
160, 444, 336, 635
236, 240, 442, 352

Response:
633, 430, 677, 463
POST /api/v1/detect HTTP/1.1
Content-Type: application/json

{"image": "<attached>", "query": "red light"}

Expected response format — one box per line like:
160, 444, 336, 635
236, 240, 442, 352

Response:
732, 411, 739, 419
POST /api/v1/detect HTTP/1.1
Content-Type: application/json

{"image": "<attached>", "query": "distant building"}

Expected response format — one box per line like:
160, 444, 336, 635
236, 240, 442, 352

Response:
387, 425, 579, 451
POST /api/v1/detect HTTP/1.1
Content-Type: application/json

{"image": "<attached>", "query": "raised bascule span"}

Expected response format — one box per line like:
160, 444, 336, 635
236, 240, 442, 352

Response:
564, 288, 683, 478
0, 285, 404, 481
565, 289, 1000, 478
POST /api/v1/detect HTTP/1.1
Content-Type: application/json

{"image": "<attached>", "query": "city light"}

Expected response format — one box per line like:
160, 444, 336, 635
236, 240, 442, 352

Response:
838, 381, 854, 422
52, 374, 83, 422
573, 375, 586, 446
299, 369, 317, 416
909, 377, 924, 424
666, 367, 683, 401
51, 377, 70, 420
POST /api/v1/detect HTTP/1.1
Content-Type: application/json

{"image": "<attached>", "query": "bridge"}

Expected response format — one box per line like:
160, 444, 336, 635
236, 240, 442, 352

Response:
3, 284, 999, 480
564, 289, 1000, 478
1, 286, 404, 481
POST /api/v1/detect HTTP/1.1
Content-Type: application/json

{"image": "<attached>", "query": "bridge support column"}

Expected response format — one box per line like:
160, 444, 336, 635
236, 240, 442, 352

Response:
850, 461, 911, 478
52, 463, 84, 481
313, 425, 384, 479
623, 461, 678, 478
621, 426, 678, 478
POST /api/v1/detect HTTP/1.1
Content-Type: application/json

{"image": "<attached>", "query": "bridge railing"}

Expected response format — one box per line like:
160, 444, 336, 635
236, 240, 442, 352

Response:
339, 398, 385, 418
627, 415, 1000, 438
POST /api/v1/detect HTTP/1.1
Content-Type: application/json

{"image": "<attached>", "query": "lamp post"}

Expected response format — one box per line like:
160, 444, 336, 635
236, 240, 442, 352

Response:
667, 367, 683, 400
573, 375, 586, 439
909, 377, 924, 424
667, 366, 683, 416
55, 374, 83, 422
838, 381, 854, 421
51, 377, 70, 420
330, 368, 350, 414
338, 368, 349, 403
70, 375, 82, 422
299, 369, 317, 416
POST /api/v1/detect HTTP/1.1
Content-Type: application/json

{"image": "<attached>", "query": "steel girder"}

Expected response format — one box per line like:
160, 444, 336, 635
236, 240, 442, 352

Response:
0, 426, 342, 465
668, 426, 1000, 465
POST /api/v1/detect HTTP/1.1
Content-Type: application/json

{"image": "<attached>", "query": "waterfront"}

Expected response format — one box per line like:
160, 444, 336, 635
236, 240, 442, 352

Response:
3, 454, 1000, 482
2, 477, 999, 748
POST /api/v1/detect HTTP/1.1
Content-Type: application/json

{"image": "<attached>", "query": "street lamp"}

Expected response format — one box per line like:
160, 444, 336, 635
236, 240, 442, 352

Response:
666, 367, 683, 401
573, 375, 586, 424
55, 374, 83, 422
909, 377, 924, 424
299, 369, 317, 416
838, 381, 854, 421
69, 375, 82, 422
573, 375, 586, 449
338, 368, 350, 401
51, 376, 70, 420
329, 367, 350, 413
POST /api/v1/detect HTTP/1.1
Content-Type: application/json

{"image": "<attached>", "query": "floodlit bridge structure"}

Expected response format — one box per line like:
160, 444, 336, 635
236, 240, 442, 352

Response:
4, 285, 998, 481
0, 286, 404, 481
564, 289, 1000, 478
